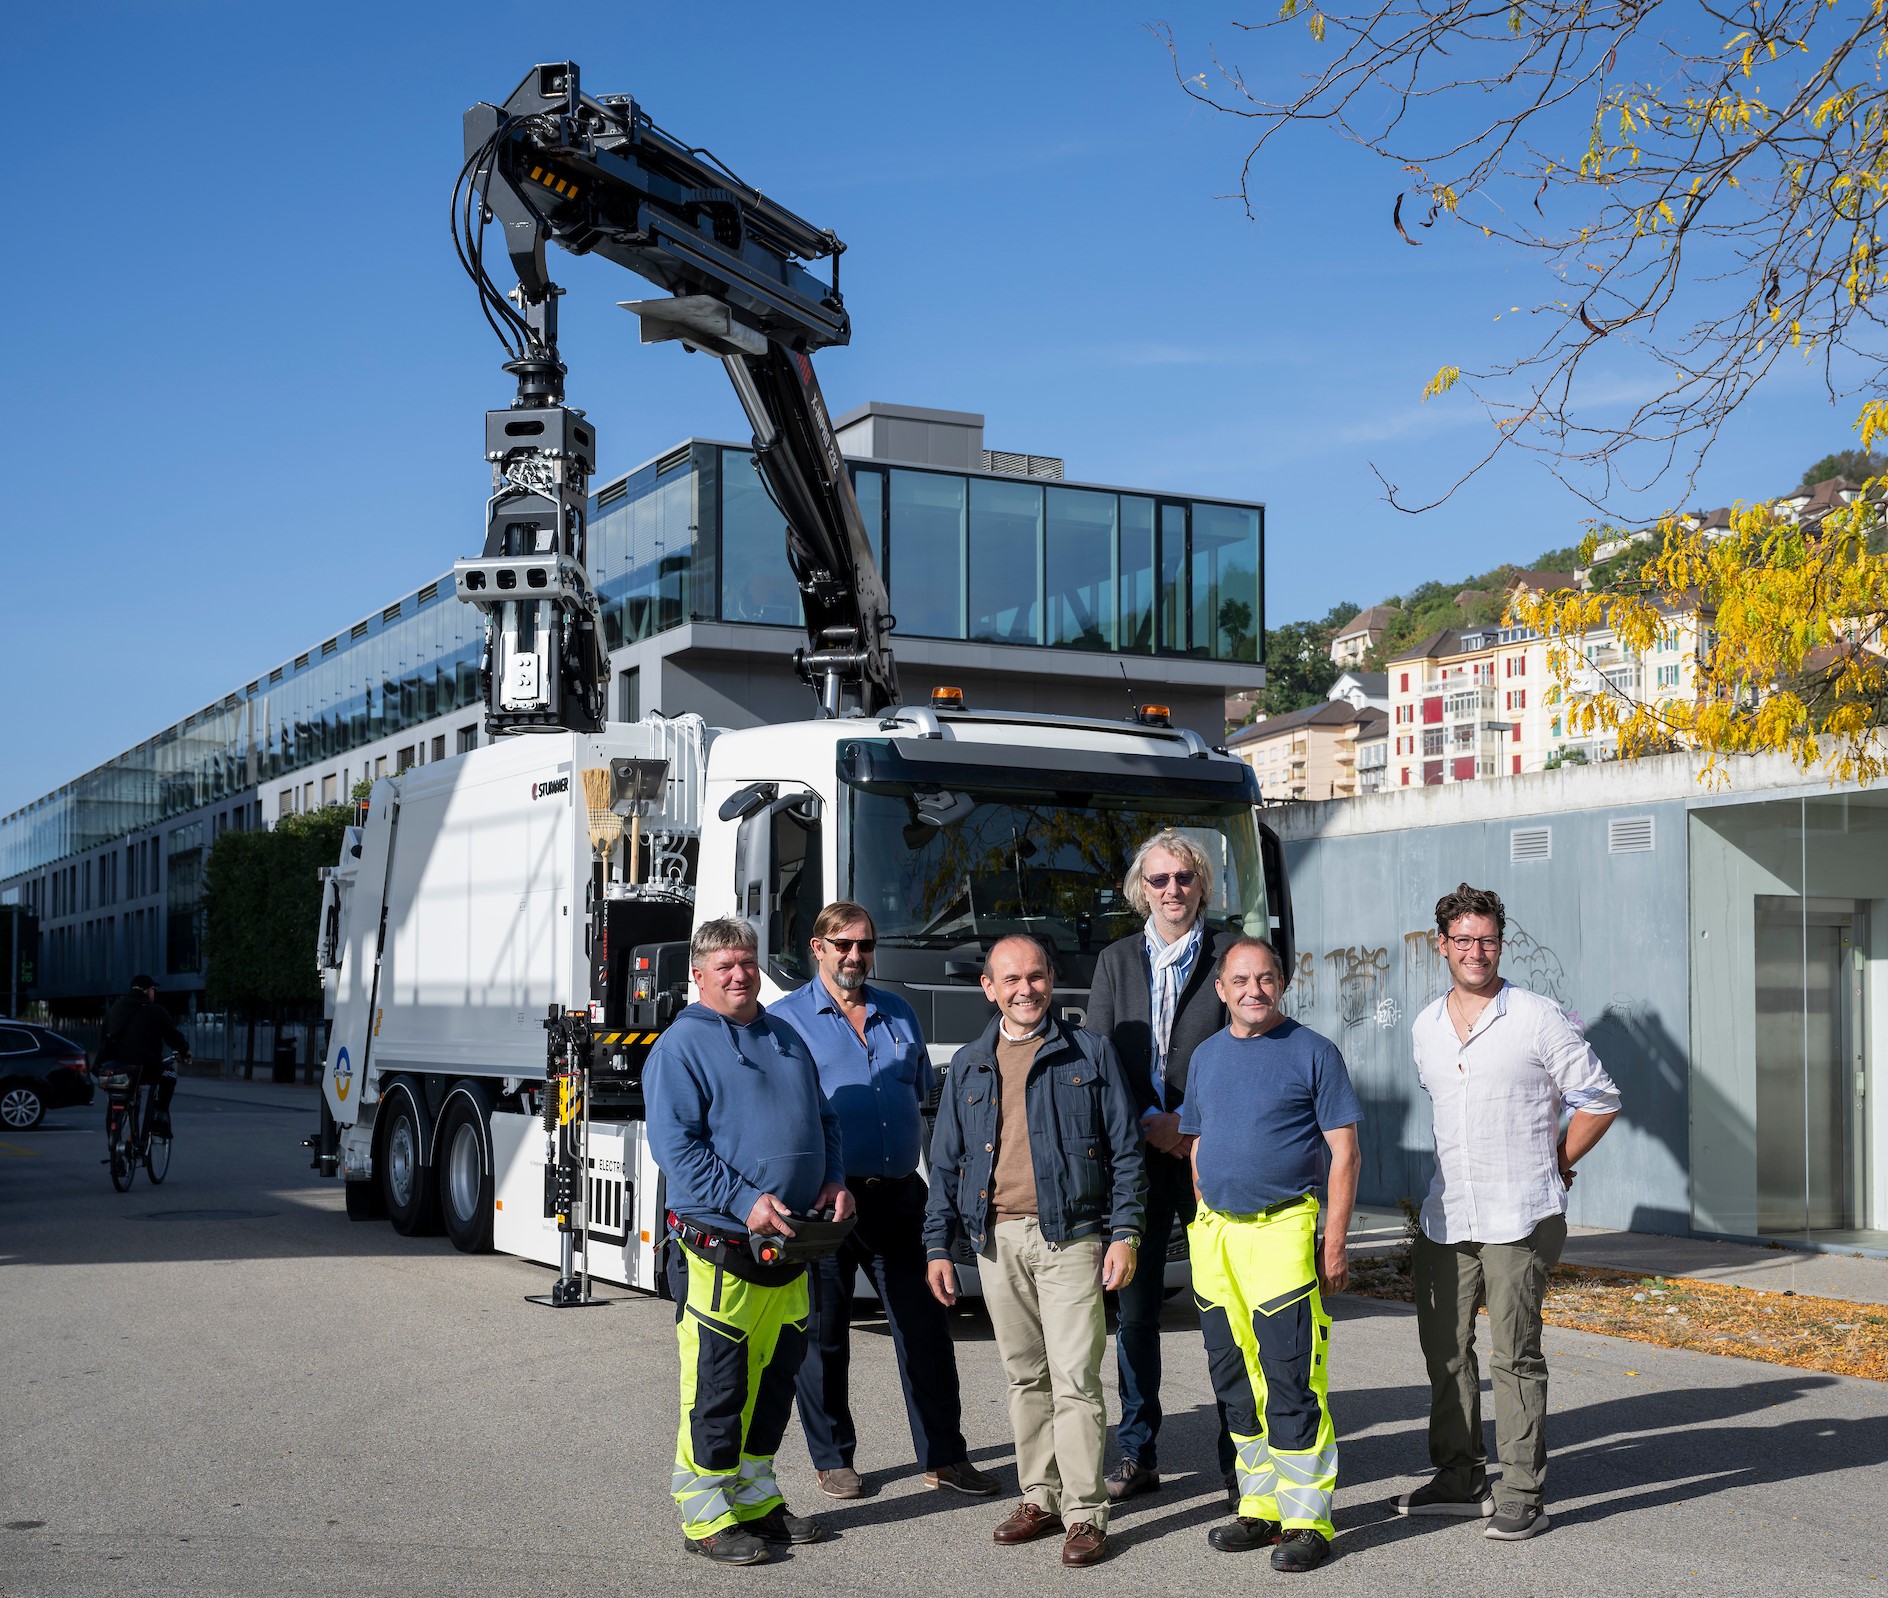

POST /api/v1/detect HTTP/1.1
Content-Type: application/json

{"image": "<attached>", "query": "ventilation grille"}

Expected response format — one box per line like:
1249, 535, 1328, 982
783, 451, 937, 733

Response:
981, 449, 1065, 480
1510, 826, 1553, 862
417, 581, 439, 604
351, 621, 369, 640
382, 601, 403, 623
1609, 815, 1655, 854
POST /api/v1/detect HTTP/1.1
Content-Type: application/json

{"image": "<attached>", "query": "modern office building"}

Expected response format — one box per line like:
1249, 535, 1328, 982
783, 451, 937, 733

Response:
0, 401, 1266, 1019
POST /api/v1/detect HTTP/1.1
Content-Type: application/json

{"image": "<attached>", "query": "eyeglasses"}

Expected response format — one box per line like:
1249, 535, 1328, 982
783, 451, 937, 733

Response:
1444, 935, 1502, 953
821, 937, 876, 954
1143, 871, 1197, 890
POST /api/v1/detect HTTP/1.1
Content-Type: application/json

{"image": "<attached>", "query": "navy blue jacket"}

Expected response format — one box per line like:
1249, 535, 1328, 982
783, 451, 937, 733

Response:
923, 1015, 1145, 1258
645, 1001, 844, 1233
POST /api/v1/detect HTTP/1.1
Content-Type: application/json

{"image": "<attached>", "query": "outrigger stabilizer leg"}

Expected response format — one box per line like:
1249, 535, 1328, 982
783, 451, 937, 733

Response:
526, 1006, 610, 1307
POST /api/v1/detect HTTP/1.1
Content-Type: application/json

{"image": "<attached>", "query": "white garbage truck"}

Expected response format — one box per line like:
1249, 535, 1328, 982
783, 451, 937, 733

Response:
307, 62, 1293, 1296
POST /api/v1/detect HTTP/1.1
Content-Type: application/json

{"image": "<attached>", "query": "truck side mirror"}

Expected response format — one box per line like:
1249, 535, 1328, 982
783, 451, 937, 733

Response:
1256, 817, 1295, 984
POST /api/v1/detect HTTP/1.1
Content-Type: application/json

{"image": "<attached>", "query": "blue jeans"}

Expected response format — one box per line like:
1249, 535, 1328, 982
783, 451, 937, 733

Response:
1114, 1149, 1235, 1476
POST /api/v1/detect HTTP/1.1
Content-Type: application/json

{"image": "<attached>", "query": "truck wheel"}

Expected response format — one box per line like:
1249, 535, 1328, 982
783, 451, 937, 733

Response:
378, 1084, 439, 1236
436, 1092, 494, 1253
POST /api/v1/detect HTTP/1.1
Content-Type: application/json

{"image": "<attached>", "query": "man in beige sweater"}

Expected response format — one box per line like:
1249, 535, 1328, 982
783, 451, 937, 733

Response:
924, 935, 1145, 1567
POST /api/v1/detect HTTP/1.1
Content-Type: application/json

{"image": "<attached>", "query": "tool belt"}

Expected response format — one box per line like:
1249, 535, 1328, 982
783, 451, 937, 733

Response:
667, 1209, 857, 1287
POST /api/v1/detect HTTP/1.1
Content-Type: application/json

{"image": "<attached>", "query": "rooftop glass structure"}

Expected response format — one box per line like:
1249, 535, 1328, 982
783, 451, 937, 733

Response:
3, 444, 1262, 880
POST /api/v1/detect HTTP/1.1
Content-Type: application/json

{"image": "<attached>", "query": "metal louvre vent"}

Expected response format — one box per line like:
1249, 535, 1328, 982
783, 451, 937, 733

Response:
586, 1173, 627, 1238
1510, 826, 1553, 862
1609, 815, 1655, 854
981, 449, 1065, 480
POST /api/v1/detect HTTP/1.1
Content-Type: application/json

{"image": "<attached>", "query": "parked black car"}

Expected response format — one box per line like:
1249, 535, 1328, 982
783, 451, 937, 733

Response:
0, 1021, 94, 1130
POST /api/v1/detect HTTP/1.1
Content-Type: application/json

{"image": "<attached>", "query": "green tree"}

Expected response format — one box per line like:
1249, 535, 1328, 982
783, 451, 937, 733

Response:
1800, 449, 1886, 489
1257, 601, 1359, 716
202, 807, 352, 1012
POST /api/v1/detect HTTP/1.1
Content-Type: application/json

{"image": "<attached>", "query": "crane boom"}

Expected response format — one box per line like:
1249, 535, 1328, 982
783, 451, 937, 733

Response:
451, 61, 898, 730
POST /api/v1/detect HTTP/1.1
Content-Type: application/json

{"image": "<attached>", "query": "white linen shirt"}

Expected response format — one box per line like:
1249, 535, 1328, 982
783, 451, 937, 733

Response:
1411, 981, 1621, 1245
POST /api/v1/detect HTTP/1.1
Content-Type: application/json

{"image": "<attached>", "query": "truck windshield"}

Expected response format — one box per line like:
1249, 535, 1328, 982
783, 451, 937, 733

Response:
844, 784, 1270, 986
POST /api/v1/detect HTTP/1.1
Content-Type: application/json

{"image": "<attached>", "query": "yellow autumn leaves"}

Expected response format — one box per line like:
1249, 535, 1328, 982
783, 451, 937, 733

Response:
1509, 427, 1888, 784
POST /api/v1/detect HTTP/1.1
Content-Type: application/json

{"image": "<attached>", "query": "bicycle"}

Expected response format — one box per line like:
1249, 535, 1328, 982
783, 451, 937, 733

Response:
101, 1053, 175, 1192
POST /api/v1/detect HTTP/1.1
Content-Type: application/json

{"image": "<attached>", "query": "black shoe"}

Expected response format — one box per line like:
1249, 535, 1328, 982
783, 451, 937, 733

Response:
1104, 1458, 1159, 1502
686, 1528, 770, 1565
1271, 1529, 1331, 1572
747, 1504, 822, 1544
150, 1112, 172, 1138
1208, 1516, 1282, 1553
1394, 1476, 1495, 1517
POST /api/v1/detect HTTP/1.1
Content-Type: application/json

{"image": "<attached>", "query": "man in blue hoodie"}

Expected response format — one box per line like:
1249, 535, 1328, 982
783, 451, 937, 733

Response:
646, 917, 853, 1568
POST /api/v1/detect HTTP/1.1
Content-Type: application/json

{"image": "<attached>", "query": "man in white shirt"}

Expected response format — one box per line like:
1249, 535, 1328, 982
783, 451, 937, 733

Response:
1395, 884, 1620, 1542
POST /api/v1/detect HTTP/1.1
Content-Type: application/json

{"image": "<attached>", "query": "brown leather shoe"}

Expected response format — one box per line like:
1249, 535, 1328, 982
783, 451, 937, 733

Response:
993, 1502, 1063, 1544
1061, 1522, 1108, 1566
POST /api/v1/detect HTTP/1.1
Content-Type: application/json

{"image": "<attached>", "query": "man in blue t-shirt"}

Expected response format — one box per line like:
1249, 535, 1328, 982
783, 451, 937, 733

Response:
1178, 936, 1361, 1574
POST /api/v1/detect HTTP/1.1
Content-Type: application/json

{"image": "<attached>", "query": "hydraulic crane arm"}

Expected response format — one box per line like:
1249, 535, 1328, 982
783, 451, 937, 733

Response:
453, 62, 898, 729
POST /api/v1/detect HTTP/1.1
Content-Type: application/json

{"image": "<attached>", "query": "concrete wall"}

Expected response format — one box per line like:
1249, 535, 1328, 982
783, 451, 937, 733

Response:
1277, 796, 1693, 1232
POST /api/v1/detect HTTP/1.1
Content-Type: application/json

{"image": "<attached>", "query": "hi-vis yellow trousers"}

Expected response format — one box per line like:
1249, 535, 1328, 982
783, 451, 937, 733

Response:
668, 1247, 809, 1539
1188, 1197, 1338, 1539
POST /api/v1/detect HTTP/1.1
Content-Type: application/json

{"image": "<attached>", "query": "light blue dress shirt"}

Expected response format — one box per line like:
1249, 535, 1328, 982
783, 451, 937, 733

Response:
769, 978, 935, 1179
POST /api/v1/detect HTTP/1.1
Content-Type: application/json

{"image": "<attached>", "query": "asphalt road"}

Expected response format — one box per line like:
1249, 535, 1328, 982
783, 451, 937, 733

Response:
3, 1082, 1884, 1597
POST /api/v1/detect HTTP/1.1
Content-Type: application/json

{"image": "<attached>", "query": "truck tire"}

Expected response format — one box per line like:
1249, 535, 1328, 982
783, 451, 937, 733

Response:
378, 1082, 440, 1236
436, 1089, 494, 1254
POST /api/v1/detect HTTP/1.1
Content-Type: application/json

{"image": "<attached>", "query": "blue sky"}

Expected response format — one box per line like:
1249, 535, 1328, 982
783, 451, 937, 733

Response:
0, 3, 1857, 812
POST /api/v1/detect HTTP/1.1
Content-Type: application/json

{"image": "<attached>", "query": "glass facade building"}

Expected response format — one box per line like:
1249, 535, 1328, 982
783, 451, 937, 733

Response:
2, 443, 1262, 882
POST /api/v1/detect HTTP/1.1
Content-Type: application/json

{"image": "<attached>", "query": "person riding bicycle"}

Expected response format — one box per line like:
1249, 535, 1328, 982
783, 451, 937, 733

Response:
96, 975, 190, 1137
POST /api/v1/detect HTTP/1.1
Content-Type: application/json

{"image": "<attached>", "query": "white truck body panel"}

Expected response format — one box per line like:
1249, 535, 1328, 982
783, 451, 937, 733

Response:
321, 705, 1240, 1296
490, 1111, 666, 1292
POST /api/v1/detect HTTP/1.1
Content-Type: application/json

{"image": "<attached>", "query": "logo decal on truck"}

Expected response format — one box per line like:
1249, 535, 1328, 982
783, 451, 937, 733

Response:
333, 1045, 353, 1103
531, 776, 570, 800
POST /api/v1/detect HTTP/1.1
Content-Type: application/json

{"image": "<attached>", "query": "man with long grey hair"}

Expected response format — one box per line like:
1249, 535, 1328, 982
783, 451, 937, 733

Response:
1086, 827, 1243, 1505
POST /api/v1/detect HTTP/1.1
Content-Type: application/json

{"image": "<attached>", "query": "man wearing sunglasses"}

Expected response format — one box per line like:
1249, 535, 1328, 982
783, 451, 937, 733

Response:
771, 901, 998, 1505
1085, 829, 1243, 1506
1396, 883, 1621, 1541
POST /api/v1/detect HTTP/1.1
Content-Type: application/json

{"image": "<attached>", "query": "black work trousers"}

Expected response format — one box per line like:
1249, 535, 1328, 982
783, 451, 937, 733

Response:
793, 1171, 969, 1473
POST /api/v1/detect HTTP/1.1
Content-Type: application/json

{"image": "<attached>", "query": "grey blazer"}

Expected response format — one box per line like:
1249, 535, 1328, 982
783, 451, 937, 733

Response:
1083, 925, 1241, 1118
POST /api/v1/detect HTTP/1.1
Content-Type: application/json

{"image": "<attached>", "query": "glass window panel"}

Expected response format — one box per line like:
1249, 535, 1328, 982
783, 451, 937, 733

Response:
1191, 502, 1261, 663
1119, 496, 1155, 654
593, 455, 698, 645
968, 478, 1043, 645
719, 448, 802, 626
852, 467, 886, 578
1159, 502, 1190, 654
888, 469, 965, 639
1045, 487, 1116, 651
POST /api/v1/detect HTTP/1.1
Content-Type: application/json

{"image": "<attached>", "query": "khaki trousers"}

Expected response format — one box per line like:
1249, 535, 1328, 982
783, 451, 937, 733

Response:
979, 1218, 1109, 1528
1413, 1214, 1567, 1512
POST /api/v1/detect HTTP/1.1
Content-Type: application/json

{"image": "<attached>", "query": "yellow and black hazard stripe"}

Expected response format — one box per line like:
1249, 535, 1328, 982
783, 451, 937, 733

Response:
527, 164, 581, 200
591, 1030, 663, 1047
